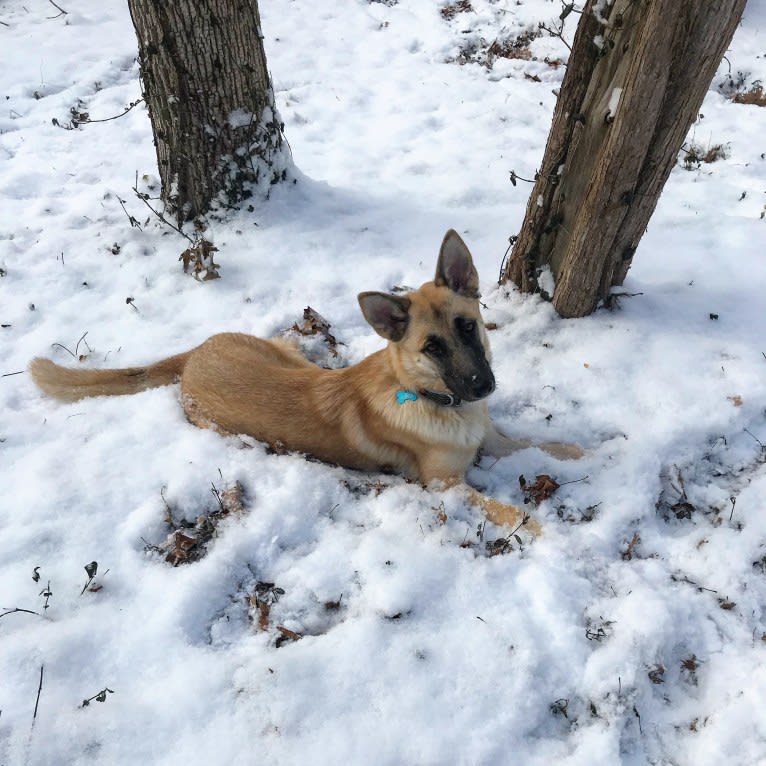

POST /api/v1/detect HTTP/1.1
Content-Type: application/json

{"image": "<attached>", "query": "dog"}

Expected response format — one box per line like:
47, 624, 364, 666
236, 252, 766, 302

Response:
29, 230, 582, 534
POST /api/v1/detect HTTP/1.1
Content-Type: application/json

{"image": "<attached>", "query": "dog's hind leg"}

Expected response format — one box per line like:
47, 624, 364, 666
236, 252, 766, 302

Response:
483, 423, 585, 460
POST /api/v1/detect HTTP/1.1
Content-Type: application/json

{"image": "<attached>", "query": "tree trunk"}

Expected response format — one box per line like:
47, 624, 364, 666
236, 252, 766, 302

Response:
127, 0, 290, 224
499, 0, 747, 318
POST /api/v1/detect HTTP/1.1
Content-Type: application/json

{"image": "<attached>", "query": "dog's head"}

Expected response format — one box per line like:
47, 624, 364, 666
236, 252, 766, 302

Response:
358, 230, 495, 402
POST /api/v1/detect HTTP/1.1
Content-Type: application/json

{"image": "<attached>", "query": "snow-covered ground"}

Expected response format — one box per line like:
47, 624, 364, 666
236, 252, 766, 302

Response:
2, 1, 766, 763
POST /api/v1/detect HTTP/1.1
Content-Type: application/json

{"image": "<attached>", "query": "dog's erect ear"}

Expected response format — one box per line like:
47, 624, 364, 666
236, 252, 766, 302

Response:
434, 229, 480, 298
358, 292, 411, 341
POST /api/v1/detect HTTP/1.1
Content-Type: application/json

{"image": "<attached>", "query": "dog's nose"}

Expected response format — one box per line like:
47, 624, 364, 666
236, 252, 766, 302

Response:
469, 374, 495, 399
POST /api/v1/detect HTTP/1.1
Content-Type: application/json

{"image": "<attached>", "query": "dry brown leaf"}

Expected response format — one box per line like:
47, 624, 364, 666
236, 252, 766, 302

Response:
733, 84, 766, 106
519, 474, 560, 505
647, 664, 665, 684
221, 481, 246, 514
179, 238, 220, 281
275, 626, 303, 648
163, 530, 198, 566
291, 306, 339, 357
440, 0, 473, 20
681, 655, 699, 672
727, 395, 743, 407
257, 601, 271, 631
621, 531, 641, 561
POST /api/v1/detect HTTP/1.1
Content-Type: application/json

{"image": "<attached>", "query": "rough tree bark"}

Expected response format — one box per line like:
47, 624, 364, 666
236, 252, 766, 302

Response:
127, 0, 290, 224
499, 0, 747, 318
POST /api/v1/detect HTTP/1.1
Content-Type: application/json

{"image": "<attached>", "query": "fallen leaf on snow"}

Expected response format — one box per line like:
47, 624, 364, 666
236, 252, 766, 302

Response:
519, 474, 560, 504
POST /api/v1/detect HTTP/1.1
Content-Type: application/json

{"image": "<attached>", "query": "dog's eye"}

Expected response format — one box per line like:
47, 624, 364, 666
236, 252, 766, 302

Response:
455, 318, 476, 335
422, 337, 445, 357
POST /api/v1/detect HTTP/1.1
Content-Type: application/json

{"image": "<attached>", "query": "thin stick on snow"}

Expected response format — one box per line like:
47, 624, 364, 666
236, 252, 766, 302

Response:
46, 0, 67, 18
0, 608, 41, 620
33, 666, 44, 720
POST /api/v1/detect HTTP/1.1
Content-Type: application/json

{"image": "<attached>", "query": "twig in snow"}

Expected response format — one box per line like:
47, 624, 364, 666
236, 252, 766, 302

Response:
79, 561, 98, 596
497, 235, 518, 285
33, 666, 44, 720
51, 331, 90, 361
2, 370, 25, 377
210, 482, 226, 513
0, 607, 41, 620
486, 512, 536, 556
50, 342, 76, 359
46, 0, 67, 18
39, 580, 52, 611
558, 475, 589, 487
743, 428, 765, 453
132, 177, 194, 244
538, 20, 572, 52
604, 291, 644, 310
671, 572, 717, 593
117, 196, 143, 230
80, 688, 115, 708
75, 331, 91, 357
633, 705, 643, 735
79, 99, 144, 125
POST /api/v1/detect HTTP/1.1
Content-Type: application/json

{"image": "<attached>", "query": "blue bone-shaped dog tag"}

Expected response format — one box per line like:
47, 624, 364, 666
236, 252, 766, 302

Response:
396, 389, 418, 405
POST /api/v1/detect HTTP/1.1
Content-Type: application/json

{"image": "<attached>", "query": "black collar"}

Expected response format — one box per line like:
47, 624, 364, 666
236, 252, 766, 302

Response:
418, 388, 462, 407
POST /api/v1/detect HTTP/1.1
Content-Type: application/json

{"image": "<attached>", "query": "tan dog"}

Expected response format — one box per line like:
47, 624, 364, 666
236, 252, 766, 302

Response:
30, 230, 582, 533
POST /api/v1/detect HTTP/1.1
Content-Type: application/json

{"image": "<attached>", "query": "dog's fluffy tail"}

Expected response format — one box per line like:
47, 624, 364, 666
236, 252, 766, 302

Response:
29, 351, 192, 402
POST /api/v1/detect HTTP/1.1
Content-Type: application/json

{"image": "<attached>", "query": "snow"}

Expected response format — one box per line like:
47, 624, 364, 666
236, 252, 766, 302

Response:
537, 265, 556, 298
607, 86, 622, 120
2, 1, 766, 764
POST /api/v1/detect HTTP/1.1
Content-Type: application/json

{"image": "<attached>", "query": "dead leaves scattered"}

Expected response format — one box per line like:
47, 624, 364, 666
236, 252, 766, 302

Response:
621, 532, 641, 561
275, 626, 303, 648
585, 618, 614, 642
451, 29, 541, 69
341, 477, 389, 497
486, 534, 523, 557
248, 581, 286, 632
647, 664, 665, 685
291, 306, 340, 357
733, 82, 766, 107
179, 238, 220, 281
440, 0, 472, 20
681, 142, 728, 170
152, 481, 246, 566
680, 654, 702, 687
519, 473, 560, 505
